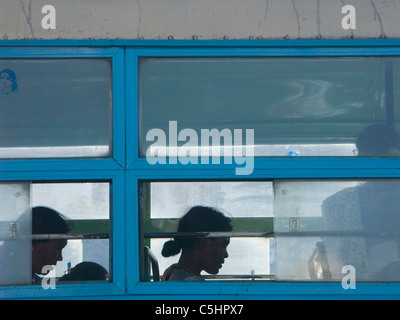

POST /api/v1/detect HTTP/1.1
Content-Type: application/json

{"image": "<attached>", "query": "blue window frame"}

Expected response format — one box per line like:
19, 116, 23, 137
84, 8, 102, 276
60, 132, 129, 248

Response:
0, 47, 125, 299
125, 41, 400, 299
2, 40, 400, 299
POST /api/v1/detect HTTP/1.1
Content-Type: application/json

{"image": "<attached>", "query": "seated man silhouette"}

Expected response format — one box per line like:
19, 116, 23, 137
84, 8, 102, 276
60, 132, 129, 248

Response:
322, 124, 400, 281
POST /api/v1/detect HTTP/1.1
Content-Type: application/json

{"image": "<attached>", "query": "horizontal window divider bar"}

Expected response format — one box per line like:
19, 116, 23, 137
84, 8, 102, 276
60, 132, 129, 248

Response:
145, 217, 273, 234
130, 171, 400, 180
133, 157, 400, 168
129, 284, 400, 300
0, 146, 111, 159
146, 275, 275, 281
0, 174, 121, 183
0, 282, 126, 300
144, 231, 274, 238
202, 274, 274, 280
275, 231, 400, 237
2, 233, 109, 240
0, 159, 124, 172
145, 231, 400, 238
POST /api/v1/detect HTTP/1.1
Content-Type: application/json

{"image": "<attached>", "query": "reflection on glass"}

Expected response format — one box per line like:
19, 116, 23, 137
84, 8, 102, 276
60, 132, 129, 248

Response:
145, 179, 400, 283
0, 59, 112, 159
0, 182, 110, 286
356, 124, 400, 157
139, 57, 400, 157
0, 183, 31, 286
0, 69, 18, 95
275, 179, 400, 282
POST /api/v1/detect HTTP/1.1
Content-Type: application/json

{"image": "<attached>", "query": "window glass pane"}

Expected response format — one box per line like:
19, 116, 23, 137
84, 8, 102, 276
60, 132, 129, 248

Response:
0, 183, 31, 286
0, 59, 112, 159
274, 179, 400, 282
150, 237, 272, 281
0, 181, 111, 286
142, 179, 400, 283
139, 57, 400, 158
140, 181, 273, 282
150, 181, 273, 218
31, 182, 110, 282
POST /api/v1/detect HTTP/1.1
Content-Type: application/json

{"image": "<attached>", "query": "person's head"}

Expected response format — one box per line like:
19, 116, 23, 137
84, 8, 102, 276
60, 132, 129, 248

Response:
0, 69, 17, 93
31, 206, 73, 275
356, 124, 400, 157
162, 206, 232, 275
58, 262, 109, 282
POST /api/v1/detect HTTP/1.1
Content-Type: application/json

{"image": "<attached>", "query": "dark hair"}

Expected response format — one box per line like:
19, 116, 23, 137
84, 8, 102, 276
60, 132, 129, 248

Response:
356, 124, 400, 157
58, 261, 108, 282
161, 206, 232, 257
32, 206, 73, 244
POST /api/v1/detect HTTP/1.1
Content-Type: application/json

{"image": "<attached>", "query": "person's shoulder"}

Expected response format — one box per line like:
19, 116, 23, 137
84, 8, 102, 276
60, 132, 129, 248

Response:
169, 267, 203, 281
322, 185, 360, 209
162, 264, 203, 281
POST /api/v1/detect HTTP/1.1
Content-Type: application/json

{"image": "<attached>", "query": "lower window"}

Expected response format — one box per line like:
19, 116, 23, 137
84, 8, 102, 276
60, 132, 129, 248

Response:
140, 179, 400, 283
0, 181, 111, 286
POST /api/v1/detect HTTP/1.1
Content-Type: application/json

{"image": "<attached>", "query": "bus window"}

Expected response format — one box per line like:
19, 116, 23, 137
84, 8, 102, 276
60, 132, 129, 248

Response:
139, 181, 274, 282
0, 59, 112, 159
275, 179, 400, 282
140, 179, 400, 283
0, 181, 111, 286
139, 57, 400, 158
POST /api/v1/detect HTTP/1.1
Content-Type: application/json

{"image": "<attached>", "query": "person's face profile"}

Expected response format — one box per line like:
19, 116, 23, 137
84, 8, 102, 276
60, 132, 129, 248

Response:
199, 237, 230, 275
32, 239, 67, 273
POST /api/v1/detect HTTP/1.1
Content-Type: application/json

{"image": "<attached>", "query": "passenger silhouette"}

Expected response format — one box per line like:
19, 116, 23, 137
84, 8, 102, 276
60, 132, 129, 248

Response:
58, 261, 109, 282
322, 124, 400, 281
161, 206, 232, 281
31, 206, 72, 284
355, 124, 400, 157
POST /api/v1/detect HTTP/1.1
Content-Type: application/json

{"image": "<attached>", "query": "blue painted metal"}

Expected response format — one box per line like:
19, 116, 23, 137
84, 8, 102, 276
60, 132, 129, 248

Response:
0, 47, 125, 172
0, 170, 126, 299
2, 39, 400, 299
125, 50, 139, 166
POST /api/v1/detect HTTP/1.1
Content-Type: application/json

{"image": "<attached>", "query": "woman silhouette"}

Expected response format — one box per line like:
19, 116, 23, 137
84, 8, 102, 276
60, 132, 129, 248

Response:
161, 206, 232, 281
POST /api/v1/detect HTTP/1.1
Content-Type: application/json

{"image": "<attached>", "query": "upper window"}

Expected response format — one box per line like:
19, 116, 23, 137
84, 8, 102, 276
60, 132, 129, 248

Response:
0, 47, 123, 299
139, 57, 400, 158
135, 48, 400, 288
0, 59, 113, 159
